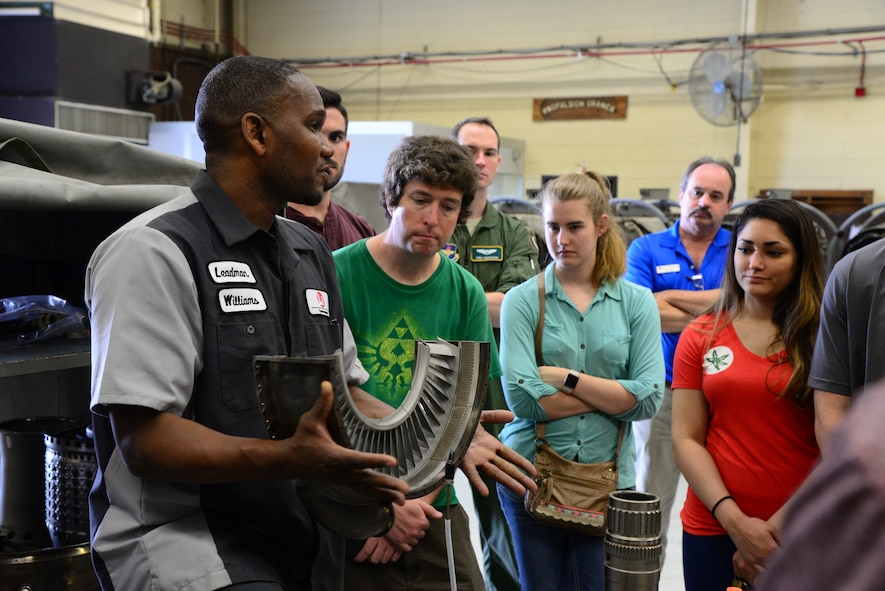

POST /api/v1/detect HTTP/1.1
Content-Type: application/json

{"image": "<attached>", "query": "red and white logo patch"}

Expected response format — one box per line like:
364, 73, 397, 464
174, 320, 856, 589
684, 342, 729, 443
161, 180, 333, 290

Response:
306, 289, 330, 317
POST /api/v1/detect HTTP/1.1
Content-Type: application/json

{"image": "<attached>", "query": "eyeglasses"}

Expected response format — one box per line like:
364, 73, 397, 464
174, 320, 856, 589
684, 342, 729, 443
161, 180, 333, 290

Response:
690, 273, 704, 290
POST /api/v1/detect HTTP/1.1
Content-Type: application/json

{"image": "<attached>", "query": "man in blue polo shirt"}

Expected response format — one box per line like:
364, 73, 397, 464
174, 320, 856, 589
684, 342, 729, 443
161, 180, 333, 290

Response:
625, 156, 735, 562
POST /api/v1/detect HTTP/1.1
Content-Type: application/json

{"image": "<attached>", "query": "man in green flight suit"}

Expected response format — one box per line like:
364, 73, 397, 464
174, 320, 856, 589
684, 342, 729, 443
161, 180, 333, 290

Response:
449, 116, 540, 591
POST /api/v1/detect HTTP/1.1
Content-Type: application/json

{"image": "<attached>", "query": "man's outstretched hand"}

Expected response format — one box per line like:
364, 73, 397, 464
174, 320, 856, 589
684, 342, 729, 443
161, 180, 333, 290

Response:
289, 382, 409, 504
460, 410, 537, 497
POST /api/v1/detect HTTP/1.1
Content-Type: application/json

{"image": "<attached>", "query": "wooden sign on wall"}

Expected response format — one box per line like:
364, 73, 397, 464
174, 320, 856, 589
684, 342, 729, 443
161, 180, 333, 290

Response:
533, 96, 628, 121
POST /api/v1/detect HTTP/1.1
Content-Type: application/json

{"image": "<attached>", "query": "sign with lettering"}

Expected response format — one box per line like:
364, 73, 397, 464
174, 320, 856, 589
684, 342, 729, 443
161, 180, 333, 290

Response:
533, 96, 628, 121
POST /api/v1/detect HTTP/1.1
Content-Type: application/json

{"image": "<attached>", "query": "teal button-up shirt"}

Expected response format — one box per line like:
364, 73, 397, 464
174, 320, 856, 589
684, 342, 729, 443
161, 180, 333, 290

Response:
499, 265, 665, 488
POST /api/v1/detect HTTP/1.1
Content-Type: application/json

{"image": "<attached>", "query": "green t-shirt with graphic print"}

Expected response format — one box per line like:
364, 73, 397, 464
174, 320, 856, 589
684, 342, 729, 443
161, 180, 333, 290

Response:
334, 238, 502, 507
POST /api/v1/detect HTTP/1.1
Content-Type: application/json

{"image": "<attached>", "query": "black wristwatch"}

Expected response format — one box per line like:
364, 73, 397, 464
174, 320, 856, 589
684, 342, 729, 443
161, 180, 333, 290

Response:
561, 371, 580, 395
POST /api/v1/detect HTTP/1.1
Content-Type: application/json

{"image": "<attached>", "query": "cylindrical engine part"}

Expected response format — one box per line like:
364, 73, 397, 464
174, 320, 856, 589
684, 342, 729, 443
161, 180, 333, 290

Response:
44, 419, 96, 547
605, 490, 662, 591
0, 417, 66, 549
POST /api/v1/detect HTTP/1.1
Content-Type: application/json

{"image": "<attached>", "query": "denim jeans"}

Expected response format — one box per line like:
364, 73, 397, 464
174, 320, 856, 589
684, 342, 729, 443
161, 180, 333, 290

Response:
497, 482, 604, 591
474, 470, 521, 591
682, 531, 737, 591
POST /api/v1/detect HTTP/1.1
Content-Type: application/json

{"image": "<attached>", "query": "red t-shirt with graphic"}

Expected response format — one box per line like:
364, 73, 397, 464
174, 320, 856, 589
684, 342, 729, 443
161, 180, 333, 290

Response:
672, 314, 819, 536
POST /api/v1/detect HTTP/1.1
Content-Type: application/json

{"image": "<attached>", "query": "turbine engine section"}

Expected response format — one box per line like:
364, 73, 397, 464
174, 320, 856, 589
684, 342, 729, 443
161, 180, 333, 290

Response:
253, 339, 490, 539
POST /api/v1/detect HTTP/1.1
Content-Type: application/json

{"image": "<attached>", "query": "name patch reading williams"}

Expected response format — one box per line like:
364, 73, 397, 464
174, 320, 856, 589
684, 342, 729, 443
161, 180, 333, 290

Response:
218, 288, 267, 313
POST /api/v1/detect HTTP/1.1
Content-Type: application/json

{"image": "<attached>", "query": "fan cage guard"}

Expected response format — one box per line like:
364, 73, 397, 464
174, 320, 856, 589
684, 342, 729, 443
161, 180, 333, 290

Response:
688, 42, 763, 127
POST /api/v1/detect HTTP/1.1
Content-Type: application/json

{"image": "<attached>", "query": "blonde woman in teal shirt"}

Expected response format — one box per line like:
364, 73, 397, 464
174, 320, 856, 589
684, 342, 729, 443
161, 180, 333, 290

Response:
497, 172, 665, 591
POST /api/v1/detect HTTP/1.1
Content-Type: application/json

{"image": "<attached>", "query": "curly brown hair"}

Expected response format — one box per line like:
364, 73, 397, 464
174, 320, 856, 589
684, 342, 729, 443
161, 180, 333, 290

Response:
379, 135, 477, 224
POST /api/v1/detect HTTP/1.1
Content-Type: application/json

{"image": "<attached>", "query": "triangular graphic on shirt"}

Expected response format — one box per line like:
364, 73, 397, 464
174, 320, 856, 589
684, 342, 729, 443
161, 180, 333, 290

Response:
387, 318, 415, 341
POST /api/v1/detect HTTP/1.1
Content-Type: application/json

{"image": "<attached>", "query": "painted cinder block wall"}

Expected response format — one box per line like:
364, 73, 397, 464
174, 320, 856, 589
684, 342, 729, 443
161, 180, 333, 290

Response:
236, 0, 885, 202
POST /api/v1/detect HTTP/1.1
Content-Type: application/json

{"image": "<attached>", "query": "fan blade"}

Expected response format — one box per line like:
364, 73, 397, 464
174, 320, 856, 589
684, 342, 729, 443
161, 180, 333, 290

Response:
703, 52, 732, 84
706, 91, 728, 118
725, 71, 754, 100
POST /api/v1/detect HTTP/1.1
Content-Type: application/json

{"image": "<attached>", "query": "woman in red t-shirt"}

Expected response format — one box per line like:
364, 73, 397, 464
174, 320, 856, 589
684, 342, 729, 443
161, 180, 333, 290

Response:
672, 199, 824, 591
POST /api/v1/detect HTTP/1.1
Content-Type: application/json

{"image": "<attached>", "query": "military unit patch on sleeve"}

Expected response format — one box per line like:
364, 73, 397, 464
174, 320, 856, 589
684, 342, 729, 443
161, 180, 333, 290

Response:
441, 243, 459, 261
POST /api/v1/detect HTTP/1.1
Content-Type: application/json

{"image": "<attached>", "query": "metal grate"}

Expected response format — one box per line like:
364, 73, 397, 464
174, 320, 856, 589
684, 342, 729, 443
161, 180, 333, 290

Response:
54, 100, 155, 144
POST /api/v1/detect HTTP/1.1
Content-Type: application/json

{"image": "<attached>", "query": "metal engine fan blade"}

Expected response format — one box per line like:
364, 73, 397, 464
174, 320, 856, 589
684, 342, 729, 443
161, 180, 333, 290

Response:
253, 339, 489, 539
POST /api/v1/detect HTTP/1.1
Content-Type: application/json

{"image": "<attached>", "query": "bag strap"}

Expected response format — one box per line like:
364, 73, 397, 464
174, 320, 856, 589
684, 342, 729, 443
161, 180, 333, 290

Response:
611, 422, 626, 462
534, 273, 547, 444
532, 270, 625, 462
534, 272, 545, 366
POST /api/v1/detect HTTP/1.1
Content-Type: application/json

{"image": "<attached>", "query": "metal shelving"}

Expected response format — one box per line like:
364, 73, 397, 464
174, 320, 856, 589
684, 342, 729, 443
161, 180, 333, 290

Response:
0, 339, 90, 379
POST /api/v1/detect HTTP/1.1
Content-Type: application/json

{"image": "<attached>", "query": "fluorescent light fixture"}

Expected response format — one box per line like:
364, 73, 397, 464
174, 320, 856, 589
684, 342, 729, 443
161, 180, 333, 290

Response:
0, 2, 52, 17
0, 8, 42, 15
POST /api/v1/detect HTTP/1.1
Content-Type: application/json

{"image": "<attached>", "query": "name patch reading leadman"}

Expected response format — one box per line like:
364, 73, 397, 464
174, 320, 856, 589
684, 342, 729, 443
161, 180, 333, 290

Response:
208, 261, 257, 283
218, 288, 267, 313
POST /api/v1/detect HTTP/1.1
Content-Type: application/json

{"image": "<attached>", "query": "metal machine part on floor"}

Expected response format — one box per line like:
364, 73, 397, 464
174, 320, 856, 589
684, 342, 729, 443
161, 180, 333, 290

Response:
604, 491, 663, 591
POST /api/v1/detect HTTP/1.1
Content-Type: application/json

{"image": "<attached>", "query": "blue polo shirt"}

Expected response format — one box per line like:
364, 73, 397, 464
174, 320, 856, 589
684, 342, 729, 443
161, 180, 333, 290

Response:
624, 221, 731, 382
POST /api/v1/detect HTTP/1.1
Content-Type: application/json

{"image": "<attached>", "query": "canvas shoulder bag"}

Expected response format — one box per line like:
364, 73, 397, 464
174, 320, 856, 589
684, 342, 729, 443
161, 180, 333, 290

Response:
523, 271, 624, 535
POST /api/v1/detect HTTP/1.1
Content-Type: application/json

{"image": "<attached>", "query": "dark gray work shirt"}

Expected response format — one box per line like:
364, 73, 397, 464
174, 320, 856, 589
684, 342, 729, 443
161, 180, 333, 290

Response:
87, 172, 347, 591
756, 377, 885, 590
808, 238, 885, 398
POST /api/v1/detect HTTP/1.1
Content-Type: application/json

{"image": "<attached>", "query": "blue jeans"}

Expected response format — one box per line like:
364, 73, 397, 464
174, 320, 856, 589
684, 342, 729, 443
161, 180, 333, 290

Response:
497, 482, 604, 591
682, 531, 737, 591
